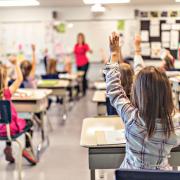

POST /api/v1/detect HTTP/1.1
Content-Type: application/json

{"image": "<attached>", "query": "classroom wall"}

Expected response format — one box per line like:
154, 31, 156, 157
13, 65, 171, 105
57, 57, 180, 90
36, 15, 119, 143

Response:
0, 4, 180, 62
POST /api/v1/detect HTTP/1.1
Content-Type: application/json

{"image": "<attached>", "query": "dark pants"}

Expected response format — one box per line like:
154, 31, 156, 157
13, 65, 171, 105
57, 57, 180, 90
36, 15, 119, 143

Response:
77, 63, 89, 95
106, 97, 118, 116
6, 120, 33, 148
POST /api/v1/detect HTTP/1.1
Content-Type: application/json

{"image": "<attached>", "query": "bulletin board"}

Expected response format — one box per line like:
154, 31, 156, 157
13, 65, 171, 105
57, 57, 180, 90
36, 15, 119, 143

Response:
140, 19, 180, 60
0, 21, 46, 61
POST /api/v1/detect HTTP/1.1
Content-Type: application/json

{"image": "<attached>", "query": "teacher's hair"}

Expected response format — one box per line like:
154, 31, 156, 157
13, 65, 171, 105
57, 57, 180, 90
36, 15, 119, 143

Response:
77, 33, 85, 45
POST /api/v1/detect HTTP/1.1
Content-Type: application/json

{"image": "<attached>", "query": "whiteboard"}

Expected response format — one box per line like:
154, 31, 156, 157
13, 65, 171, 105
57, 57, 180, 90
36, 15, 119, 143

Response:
0, 22, 45, 61
51, 20, 139, 62
0, 20, 139, 62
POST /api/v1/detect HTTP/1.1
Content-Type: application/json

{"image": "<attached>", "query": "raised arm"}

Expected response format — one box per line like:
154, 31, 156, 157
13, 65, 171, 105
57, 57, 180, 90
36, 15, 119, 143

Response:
9, 56, 23, 94
29, 44, 36, 78
134, 34, 145, 75
104, 32, 137, 125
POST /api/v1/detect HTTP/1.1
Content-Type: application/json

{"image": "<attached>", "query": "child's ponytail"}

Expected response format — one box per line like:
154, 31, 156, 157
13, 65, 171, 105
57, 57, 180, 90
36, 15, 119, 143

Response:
0, 64, 7, 100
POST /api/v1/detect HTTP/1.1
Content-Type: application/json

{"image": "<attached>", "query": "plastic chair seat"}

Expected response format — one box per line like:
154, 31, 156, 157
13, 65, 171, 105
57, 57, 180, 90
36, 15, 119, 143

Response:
0, 126, 31, 141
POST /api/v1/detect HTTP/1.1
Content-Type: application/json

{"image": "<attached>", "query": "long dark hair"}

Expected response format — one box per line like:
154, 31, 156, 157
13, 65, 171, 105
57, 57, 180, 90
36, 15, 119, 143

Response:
131, 66, 175, 138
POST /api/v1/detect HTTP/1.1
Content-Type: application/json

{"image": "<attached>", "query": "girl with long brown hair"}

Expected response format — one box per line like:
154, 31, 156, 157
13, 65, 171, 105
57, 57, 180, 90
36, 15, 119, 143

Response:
104, 32, 180, 170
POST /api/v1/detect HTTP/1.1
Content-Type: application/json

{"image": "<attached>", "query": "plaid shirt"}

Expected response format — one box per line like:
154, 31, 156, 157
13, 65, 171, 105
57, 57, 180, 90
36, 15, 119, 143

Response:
104, 61, 180, 170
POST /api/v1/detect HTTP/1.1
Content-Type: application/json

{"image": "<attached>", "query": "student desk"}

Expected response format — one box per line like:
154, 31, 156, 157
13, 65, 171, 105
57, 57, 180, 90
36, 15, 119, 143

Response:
92, 90, 106, 115
80, 116, 180, 180
94, 81, 106, 90
59, 73, 83, 99
37, 80, 70, 121
12, 89, 52, 159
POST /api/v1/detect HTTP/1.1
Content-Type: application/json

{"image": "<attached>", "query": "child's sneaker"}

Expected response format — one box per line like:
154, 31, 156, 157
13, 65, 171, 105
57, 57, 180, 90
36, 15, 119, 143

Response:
4, 146, 15, 163
22, 148, 37, 165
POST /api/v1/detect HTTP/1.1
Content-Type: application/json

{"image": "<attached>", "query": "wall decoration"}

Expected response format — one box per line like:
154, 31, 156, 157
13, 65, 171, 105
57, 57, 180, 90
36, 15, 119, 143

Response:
54, 22, 66, 33
161, 11, 168, 17
140, 11, 148, 18
117, 20, 125, 31
170, 11, 178, 17
150, 11, 159, 18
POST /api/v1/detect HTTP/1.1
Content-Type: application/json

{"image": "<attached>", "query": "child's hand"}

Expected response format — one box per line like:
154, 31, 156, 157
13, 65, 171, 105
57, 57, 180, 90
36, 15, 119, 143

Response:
109, 32, 120, 53
31, 44, 36, 52
9, 55, 17, 65
134, 34, 141, 48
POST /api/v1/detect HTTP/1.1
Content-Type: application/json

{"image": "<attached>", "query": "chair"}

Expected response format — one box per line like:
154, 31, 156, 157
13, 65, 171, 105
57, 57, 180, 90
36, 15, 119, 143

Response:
115, 169, 180, 180
0, 100, 34, 180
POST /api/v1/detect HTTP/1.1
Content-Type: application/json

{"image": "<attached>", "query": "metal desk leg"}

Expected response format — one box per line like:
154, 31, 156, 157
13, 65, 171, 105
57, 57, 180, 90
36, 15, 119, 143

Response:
37, 111, 50, 160
91, 169, 96, 180
61, 94, 68, 125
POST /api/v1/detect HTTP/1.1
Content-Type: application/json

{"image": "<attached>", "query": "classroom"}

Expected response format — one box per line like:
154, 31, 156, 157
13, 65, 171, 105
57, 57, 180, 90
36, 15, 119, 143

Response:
0, 0, 180, 180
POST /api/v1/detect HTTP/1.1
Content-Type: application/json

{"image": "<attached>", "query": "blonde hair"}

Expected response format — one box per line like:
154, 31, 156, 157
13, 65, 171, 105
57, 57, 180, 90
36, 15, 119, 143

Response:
0, 64, 7, 100
47, 59, 57, 74
20, 60, 32, 80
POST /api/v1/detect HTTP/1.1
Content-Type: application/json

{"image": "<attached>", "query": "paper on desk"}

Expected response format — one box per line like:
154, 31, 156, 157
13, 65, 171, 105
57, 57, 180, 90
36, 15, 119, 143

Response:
96, 130, 126, 146
14, 90, 32, 97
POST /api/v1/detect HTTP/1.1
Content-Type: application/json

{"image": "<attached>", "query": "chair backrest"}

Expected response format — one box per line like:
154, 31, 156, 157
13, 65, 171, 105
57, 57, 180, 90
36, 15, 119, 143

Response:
115, 169, 180, 180
41, 74, 59, 80
0, 100, 11, 124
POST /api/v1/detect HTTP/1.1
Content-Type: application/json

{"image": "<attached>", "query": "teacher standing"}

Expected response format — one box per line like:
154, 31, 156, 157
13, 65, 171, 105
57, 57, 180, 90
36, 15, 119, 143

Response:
74, 33, 92, 96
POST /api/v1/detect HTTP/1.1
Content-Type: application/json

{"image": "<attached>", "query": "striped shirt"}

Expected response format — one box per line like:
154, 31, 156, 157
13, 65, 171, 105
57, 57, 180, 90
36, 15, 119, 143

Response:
104, 61, 180, 170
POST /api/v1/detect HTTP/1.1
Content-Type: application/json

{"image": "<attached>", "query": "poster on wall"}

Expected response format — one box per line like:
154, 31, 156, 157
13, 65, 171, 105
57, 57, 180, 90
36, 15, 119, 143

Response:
150, 20, 160, 37
162, 31, 170, 42
162, 42, 170, 48
117, 20, 125, 31
170, 30, 179, 50
141, 31, 149, 41
141, 42, 150, 56
161, 24, 171, 31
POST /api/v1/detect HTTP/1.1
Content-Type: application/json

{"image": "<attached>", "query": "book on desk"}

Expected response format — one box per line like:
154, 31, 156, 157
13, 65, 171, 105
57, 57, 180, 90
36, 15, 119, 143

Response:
95, 129, 126, 146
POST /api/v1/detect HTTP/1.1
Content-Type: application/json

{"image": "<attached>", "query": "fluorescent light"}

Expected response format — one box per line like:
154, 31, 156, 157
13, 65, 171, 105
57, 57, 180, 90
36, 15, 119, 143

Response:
91, 4, 106, 12
175, 0, 180, 2
83, 0, 130, 4
0, 0, 40, 7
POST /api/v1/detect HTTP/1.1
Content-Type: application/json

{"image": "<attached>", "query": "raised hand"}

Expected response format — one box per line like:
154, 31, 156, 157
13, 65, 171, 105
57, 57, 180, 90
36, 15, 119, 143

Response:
109, 32, 121, 63
109, 32, 120, 53
9, 55, 17, 65
134, 34, 141, 48
31, 44, 36, 52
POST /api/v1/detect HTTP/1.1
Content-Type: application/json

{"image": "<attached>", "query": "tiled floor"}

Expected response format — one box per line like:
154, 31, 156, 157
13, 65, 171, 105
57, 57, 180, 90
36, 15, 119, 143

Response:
0, 91, 100, 180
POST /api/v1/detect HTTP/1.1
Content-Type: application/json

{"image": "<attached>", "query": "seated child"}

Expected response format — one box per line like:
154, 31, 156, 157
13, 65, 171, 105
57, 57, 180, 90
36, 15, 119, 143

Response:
42, 58, 59, 79
20, 44, 36, 88
159, 50, 175, 71
0, 56, 37, 165
104, 32, 180, 170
